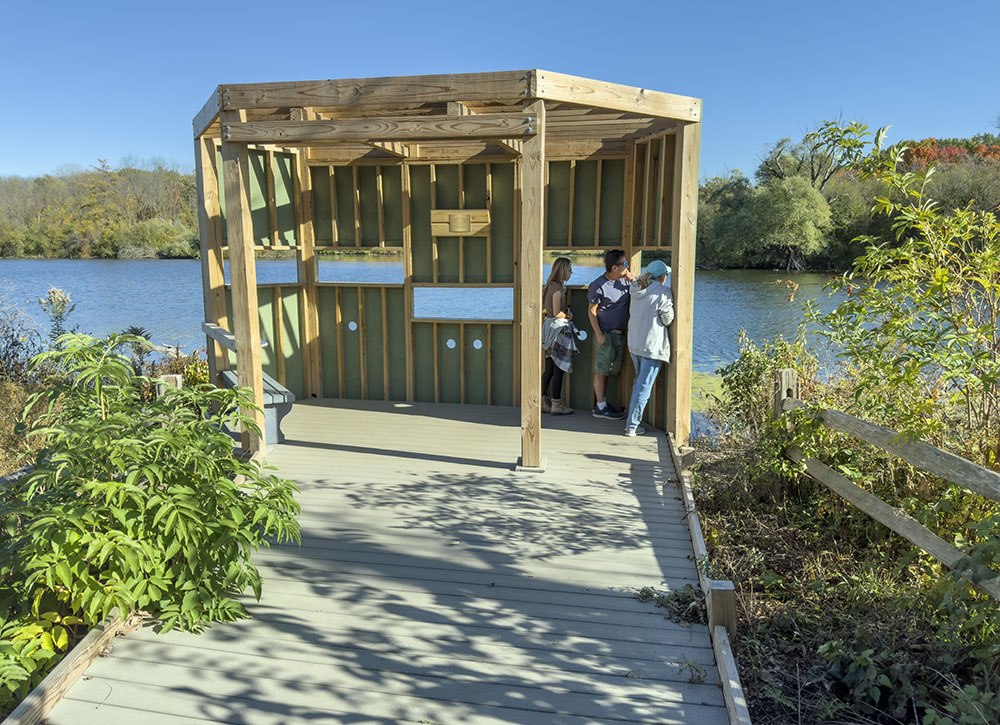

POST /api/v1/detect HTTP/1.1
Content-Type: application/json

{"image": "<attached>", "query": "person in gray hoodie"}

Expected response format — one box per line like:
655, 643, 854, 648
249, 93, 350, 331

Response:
624, 259, 674, 436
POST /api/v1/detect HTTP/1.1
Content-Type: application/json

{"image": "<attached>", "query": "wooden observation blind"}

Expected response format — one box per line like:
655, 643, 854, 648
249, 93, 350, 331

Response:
193, 70, 702, 467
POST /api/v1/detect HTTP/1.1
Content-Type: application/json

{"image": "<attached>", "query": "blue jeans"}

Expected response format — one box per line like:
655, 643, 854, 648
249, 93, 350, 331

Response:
627, 354, 663, 431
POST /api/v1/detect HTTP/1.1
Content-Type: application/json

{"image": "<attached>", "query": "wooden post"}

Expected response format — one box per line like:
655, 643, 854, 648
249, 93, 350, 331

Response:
402, 164, 415, 401
708, 579, 737, 638
773, 368, 798, 420
666, 122, 700, 445
294, 148, 323, 397
221, 110, 266, 452
194, 136, 229, 384
518, 100, 545, 471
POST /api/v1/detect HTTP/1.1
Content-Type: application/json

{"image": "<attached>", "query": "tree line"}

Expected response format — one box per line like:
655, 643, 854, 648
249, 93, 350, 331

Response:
698, 124, 1000, 270
2, 130, 999, 269
0, 159, 199, 259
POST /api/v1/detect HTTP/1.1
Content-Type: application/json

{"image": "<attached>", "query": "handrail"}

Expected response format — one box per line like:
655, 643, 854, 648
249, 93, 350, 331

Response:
774, 369, 1000, 601
782, 397, 1000, 503
202, 322, 269, 352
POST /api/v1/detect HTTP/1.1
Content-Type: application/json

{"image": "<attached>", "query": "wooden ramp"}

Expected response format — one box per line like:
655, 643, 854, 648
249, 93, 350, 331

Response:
48, 400, 728, 724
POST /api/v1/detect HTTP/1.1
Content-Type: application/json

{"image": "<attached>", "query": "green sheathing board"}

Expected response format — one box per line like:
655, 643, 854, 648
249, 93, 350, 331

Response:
546, 161, 571, 245
275, 153, 296, 245
359, 167, 379, 247
248, 151, 270, 245
385, 288, 407, 400
215, 149, 297, 247
361, 288, 384, 397
334, 168, 356, 245
463, 324, 489, 405
571, 161, 598, 244
567, 289, 595, 410
280, 287, 304, 398
317, 287, 341, 398
435, 165, 460, 283
462, 164, 488, 283
599, 159, 625, 246
311, 168, 333, 244
339, 288, 363, 399
490, 324, 514, 406
436, 323, 461, 403
381, 166, 404, 244
490, 163, 515, 284
413, 322, 434, 402
217, 148, 227, 244
410, 166, 433, 282
257, 288, 278, 381
544, 159, 625, 248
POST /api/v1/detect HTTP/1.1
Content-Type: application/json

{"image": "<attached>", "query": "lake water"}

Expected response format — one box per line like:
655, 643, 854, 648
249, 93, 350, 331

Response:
0, 259, 844, 373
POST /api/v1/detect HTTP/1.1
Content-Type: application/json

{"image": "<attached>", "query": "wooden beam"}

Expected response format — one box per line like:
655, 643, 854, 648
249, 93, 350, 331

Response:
402, 165, 415, 401
3, 610, 128, 725
294, 148, 323, 397
192, 85, 222, 138
221, 110, 266, 453
367, 140, 410, 157
305, 138, 627, 165
194, 136, 229, 384
519, 100, 545, 470
713, 625, 753, 724
224, 114, 537, 144
666, 123, 700, 445
448, 102, 523, 155
533, 69, 702, 122
222, 70, 532, 111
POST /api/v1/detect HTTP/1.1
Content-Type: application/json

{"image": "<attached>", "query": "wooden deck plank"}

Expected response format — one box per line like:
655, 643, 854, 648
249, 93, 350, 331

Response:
124, 618, 721, 682
47, 401, 728, 724
58, 656, 727, 724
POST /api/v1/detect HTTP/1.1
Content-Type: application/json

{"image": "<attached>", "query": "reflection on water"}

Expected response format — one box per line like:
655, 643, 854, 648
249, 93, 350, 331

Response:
0, 259, 844, 373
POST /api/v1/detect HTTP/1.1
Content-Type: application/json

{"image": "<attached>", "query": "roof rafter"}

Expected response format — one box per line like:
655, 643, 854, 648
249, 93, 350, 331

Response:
223, 113, 537, 144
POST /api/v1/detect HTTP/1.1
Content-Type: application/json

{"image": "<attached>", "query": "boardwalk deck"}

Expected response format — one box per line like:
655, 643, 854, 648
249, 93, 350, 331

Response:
47, 400, 728, 724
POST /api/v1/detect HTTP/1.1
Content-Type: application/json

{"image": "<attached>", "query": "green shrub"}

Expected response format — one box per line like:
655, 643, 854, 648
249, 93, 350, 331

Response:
0, 333, 300, 713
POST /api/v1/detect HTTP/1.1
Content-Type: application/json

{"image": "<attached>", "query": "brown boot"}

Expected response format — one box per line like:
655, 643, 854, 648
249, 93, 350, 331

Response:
541, 395, 552, 414
550, 398, 574, 415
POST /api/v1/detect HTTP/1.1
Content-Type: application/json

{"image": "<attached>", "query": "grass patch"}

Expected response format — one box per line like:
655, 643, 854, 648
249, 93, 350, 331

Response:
691, 370, 722, 415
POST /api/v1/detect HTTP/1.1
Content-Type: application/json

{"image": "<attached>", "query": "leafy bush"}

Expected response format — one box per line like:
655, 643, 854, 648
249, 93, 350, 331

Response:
695, 122, 1000, 721
0, 334, 300, 713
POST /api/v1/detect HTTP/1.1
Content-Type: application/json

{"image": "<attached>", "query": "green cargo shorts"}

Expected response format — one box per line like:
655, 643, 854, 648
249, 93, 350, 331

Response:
593, 330, 625, 376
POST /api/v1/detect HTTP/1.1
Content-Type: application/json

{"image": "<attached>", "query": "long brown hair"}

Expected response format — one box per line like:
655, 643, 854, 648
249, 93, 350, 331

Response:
544, 257, 572, 292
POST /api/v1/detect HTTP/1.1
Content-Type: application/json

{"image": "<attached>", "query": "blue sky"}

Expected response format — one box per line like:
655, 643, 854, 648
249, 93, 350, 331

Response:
2, 0, 997, 180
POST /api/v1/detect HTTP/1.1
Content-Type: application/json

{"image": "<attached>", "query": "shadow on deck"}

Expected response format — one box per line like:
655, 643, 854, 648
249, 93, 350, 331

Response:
48, 400, 728, 724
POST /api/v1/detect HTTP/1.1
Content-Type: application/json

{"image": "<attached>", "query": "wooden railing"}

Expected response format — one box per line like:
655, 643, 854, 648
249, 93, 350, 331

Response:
773, 369, 1000, 601
668, 435, 752, 724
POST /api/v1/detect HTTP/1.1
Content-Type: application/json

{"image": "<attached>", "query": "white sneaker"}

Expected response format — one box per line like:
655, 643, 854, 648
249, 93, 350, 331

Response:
624, 425, 646, 437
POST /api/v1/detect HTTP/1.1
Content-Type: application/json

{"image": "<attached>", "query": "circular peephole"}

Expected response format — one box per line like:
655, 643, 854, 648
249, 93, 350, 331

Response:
446, 338, 457, 349
472, 339, 483, 350
348, 321, 358, 332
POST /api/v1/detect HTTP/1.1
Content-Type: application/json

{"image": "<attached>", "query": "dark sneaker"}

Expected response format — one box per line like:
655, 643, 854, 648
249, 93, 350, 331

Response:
592, 404, 625, 420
